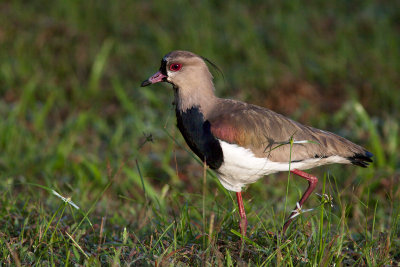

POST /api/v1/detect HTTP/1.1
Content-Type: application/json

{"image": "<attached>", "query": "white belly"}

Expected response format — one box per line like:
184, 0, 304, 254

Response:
216, 141, 349, 192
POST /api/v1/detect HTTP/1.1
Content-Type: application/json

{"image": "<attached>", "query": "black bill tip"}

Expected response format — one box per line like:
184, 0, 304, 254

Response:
141, 80, 151, 87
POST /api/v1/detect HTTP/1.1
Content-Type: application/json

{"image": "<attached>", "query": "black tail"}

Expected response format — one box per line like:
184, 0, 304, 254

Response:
347, 151, 373, 167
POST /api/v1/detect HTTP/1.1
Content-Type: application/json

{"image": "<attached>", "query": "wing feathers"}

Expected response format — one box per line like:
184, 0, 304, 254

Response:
208, 99, 373, 164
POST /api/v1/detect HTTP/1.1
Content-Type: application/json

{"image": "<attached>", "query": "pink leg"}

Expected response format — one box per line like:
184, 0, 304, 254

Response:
236, 192, 248, 238
282, 169, 318, 234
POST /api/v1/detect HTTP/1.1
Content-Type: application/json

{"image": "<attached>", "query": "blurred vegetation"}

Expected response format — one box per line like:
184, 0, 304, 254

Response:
0, 0, 399, 265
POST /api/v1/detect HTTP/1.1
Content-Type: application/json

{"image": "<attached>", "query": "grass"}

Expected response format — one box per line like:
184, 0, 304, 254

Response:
0, 0, 399, 265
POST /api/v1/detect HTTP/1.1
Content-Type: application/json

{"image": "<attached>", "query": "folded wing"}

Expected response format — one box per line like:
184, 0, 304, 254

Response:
208, 99, 373, 166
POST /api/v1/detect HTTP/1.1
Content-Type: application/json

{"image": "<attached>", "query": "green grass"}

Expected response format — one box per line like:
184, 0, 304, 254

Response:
1, 0, 399, 265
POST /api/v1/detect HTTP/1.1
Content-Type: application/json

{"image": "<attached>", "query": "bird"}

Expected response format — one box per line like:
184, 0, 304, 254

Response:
141, 50, 373, 238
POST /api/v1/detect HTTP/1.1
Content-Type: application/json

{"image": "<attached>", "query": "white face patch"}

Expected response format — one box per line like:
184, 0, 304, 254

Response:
216, 141, 350, 192
167, 69, 177, 77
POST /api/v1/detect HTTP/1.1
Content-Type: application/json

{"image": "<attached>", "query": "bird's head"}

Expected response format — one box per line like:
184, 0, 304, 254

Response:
141, 50, 220, 113
141, 50, 214, 89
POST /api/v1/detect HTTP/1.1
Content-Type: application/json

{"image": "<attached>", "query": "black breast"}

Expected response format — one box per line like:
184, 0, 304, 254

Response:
176, 106, 223, 170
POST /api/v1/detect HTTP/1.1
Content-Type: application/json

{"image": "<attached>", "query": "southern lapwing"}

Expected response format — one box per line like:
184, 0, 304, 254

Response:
141, 50, 373, 237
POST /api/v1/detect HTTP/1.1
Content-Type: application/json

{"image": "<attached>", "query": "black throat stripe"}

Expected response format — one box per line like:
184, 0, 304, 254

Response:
176, 106, 223, 170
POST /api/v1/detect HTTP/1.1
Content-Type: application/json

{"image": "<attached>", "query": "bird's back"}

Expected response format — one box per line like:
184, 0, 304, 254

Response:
208, 98, 373, 166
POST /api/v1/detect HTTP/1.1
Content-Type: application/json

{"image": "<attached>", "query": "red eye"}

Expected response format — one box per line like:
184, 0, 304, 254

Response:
169, 63, 182, 71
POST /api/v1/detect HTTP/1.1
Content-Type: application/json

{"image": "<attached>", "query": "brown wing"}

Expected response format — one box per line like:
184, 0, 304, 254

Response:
208, 99, 371, 163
